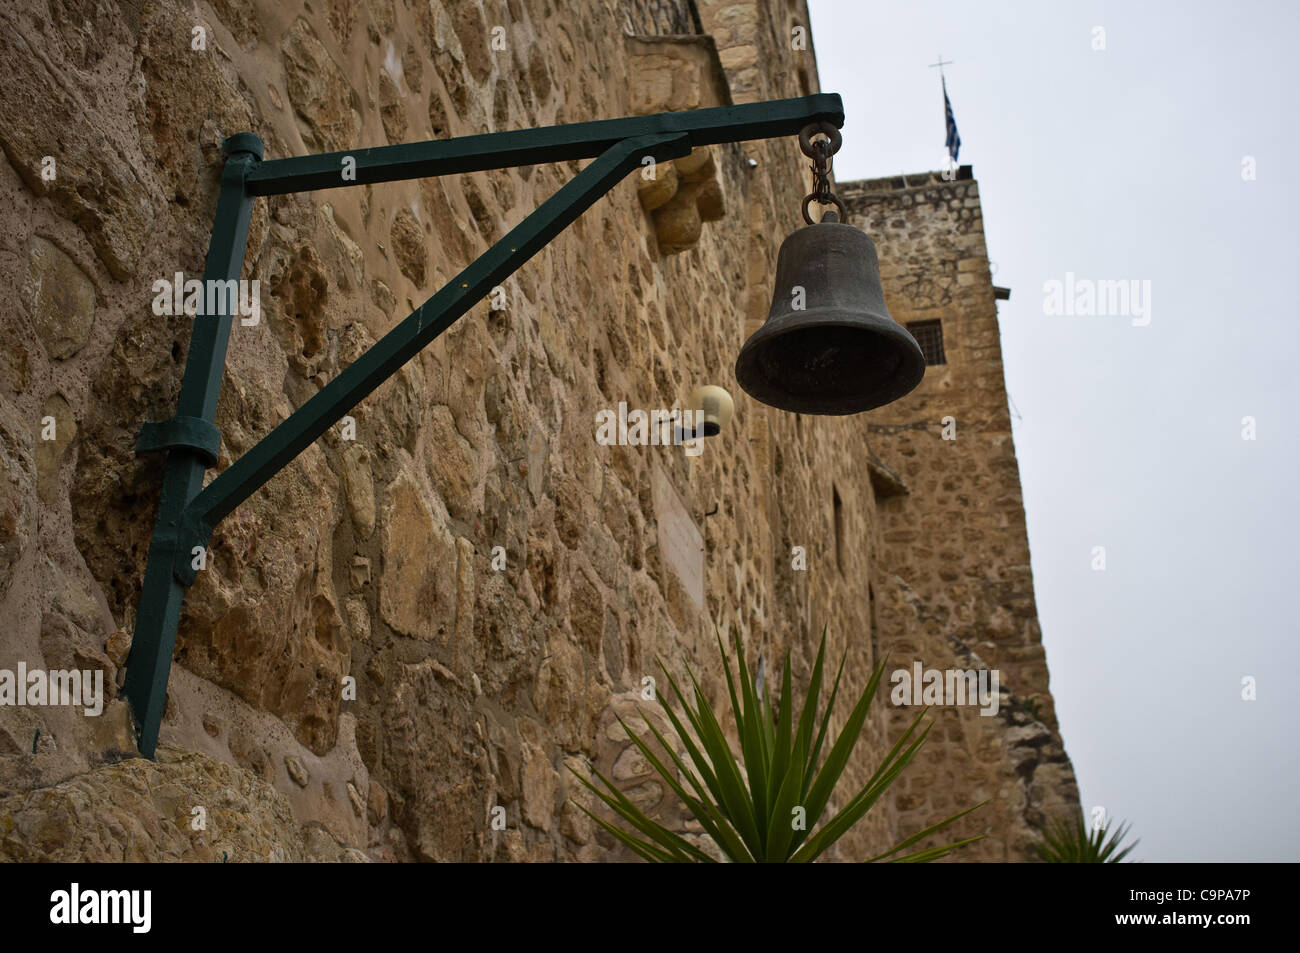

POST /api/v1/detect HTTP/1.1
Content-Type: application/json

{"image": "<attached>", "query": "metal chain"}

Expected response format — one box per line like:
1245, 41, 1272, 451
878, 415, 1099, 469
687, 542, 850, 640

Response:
811, 138, 833, 202
798, 122, 847, 224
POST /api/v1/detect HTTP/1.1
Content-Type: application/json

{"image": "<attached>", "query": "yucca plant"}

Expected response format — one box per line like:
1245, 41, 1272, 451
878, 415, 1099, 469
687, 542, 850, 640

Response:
1036, 813, 1139, 862
570, 629, 986, 862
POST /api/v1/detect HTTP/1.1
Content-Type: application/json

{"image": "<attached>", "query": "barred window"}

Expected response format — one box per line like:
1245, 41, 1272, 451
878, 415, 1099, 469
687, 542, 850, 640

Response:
906, 320, 946, 366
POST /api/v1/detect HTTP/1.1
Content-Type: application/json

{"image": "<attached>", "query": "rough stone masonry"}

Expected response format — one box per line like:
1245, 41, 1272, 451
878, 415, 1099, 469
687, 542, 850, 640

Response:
0, 0, 1077, 861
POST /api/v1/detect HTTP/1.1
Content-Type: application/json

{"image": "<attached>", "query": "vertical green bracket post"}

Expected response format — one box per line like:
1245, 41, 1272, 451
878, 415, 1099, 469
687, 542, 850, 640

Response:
122, 134, 262, 758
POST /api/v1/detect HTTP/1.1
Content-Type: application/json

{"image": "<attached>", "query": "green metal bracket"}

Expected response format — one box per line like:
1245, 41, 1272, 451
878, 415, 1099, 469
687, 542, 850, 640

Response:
121, 94, 846, 758
136, 416, 223, 468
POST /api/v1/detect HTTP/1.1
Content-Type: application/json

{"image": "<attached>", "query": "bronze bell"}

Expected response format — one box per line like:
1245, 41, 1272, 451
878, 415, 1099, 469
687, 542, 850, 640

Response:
735, 213, 925, 415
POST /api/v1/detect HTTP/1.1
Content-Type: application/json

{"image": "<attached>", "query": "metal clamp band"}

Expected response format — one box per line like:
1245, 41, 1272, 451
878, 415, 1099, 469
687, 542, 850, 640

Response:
136, 416, 222, 469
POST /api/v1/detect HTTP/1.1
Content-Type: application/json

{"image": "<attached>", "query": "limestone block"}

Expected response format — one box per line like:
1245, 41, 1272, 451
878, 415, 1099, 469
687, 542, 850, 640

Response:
674, 146, 713, 182
22, 237, 95, 360
532, 631, 607, 751
0, 400, 36, 594
519, 718, 556, 831
269, 243, 330, 367
319, 204, 365, 293
424, 405, 477, 519
378, 70, 407, 145
629, 53, 704, 114
389, 207, 426, 288
35, 394, 75, 506
695, 177, 725, 222
380, 468, 457, 641
281, 18, 359, 153
0, 6, 158, 279
382, 658, 481, 861
0, 747, 358, 862
636, 158, 679, 213
340, 445, 376, 539
652, 187, 703, 254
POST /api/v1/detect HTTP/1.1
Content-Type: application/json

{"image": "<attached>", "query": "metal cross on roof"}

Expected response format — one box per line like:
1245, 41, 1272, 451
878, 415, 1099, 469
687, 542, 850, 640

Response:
928, 55, 954, 79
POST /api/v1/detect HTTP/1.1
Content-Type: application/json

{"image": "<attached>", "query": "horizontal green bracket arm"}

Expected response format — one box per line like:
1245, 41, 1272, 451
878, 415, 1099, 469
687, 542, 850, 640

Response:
175, 131, 691, 573
245, 93, 844, 195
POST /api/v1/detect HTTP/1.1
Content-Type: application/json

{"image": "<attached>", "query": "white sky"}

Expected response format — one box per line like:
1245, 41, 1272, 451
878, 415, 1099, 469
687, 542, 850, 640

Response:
808, 0, 1300, 862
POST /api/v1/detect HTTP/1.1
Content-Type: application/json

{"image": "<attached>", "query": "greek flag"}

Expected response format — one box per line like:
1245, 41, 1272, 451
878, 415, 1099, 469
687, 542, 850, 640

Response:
943, 77, 961, 162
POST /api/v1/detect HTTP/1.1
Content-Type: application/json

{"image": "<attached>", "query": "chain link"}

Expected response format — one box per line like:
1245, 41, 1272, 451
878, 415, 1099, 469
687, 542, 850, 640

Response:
798, 123, 846, 224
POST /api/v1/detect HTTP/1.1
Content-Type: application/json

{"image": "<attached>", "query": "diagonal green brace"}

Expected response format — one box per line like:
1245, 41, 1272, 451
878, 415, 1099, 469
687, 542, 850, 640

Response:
182, 132, 690, 550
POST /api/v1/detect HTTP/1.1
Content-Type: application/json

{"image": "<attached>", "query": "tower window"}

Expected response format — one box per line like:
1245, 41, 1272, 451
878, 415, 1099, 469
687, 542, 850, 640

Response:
906, 320, 946, 366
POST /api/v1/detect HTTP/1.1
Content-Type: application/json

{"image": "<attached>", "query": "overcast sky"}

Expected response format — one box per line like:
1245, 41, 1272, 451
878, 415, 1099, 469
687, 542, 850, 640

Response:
808, 0, 1299, 862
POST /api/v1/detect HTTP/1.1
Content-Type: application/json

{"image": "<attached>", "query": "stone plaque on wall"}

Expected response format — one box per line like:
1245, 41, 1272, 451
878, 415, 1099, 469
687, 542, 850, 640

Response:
651, 463, 704, 607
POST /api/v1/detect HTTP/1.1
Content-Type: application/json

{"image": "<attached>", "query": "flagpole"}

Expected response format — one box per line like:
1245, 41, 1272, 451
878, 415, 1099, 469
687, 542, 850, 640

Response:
929, 55, 960, 175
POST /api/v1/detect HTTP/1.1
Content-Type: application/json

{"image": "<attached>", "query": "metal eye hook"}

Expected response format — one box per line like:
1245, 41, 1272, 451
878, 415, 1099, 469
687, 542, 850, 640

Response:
802, 193, 848, 225
798, 122, 842, 159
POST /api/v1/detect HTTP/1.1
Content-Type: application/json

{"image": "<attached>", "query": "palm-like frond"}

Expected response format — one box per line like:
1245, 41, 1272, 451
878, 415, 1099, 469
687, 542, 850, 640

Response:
1036, 813, 1139, 863
570, 627, 985, 862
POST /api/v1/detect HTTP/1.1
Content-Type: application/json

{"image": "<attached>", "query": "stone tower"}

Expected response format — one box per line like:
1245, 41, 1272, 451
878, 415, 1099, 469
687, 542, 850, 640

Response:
841, 168, 1081, 859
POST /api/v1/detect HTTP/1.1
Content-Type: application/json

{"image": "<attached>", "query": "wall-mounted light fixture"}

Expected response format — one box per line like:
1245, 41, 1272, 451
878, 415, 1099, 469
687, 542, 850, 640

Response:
673, 383, 734, 442
123, 94, 920, 758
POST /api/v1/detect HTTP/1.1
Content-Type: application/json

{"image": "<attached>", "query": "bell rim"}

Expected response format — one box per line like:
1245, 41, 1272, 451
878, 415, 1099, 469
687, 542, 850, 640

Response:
734, 314, 926, 415
742, 304, 899, 339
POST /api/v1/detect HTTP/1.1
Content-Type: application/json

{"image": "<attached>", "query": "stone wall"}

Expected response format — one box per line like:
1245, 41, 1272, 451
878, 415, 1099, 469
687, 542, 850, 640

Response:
0, 0, 1076, 862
